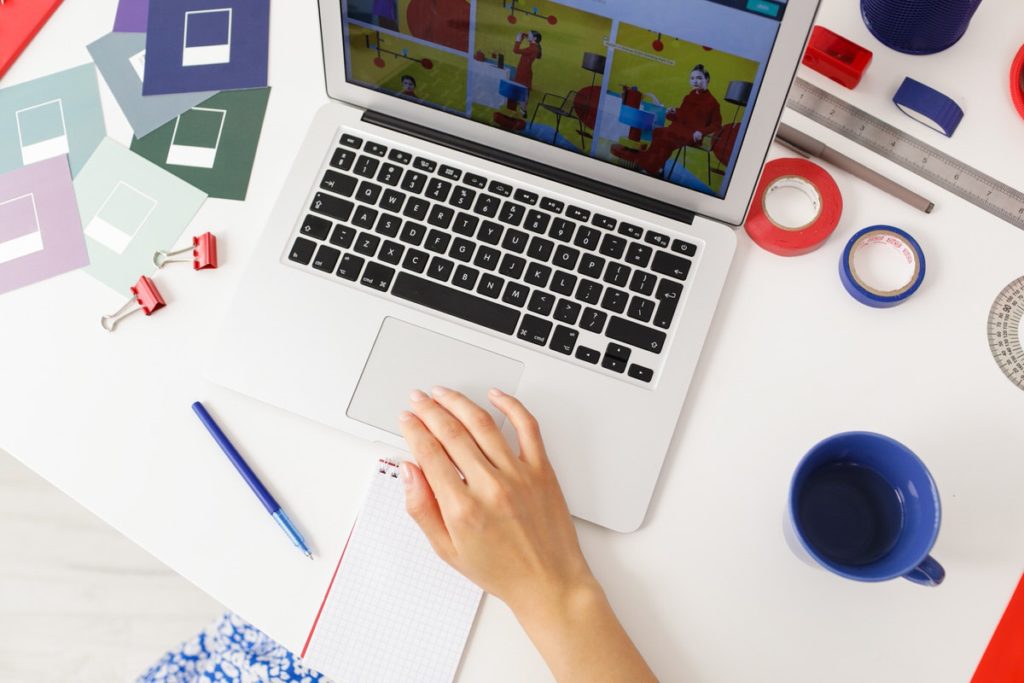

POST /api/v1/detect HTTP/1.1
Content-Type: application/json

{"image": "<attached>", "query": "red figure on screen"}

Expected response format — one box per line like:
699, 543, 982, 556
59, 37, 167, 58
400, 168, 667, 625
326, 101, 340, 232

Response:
512, 30, 542, 116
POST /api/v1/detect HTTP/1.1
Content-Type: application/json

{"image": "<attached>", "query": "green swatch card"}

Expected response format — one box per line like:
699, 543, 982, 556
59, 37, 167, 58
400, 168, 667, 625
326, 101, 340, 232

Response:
130, 87, 271, 200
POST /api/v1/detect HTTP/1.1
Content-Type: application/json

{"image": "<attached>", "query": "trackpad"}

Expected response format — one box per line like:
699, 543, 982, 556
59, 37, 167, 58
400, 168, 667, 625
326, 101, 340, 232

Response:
347, 317, 525, 436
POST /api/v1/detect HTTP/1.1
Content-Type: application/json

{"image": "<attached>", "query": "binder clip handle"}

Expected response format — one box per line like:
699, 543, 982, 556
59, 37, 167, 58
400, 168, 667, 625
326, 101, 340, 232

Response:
154, 232, 218, 270
101, 276, 166, 332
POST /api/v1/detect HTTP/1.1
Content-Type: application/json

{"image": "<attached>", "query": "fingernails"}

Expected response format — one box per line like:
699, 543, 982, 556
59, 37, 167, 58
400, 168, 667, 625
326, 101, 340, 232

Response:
409, 389, 429, 402
400, 461, 414, 486
398, 410, 414, 422
431, 385, 449, 397
488, 387, 505, 398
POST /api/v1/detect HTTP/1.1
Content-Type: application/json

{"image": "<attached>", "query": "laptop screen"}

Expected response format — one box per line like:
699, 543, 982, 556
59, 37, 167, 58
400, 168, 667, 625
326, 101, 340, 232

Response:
339, 0, 785, 200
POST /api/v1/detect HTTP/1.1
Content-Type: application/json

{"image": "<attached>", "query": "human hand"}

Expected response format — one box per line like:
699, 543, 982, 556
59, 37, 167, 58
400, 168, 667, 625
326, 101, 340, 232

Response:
399, 387, 596, 618
667, 107, 677, 117
693, 131, 703, 143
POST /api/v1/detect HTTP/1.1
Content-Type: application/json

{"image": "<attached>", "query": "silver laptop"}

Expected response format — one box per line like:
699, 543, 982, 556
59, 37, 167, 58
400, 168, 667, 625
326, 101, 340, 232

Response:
208, 0, 818, 532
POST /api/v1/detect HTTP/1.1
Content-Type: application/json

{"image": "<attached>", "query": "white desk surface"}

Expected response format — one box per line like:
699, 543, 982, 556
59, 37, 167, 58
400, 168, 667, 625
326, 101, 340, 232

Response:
3, 2, 1024, 681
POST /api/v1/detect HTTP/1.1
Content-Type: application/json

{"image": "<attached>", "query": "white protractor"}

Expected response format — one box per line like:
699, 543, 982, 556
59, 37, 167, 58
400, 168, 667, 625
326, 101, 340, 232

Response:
988, 277, 1024, 391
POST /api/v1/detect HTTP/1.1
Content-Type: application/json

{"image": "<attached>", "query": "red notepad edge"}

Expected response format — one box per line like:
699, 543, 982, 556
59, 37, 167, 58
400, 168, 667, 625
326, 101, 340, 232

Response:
972, 572, 1024, 683
0, 0, 65, 80
301, 518, 357, 658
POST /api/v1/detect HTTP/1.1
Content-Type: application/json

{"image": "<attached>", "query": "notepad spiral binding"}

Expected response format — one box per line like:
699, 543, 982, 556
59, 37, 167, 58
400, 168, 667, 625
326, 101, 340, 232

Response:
377, 459, 401, 477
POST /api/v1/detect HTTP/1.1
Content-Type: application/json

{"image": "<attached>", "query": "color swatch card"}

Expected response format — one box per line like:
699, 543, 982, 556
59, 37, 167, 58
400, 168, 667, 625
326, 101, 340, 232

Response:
0, 156, 88, 295
0, 64, 105, 177
0, 0, 64, 81
75, 139, 206, 292
143, 0, 270, 95
131, 87, 270, 199
88, 32, 216, 139
113, 0, 149, 33
302, 460, 482, 683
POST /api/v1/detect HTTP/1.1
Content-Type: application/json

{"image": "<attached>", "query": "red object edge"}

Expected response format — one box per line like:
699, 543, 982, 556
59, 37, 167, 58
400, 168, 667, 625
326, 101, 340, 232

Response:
972, 572, 1024, 683
0, 1, 64, 80
801, 26, 872, 90
300, 518, 357, 658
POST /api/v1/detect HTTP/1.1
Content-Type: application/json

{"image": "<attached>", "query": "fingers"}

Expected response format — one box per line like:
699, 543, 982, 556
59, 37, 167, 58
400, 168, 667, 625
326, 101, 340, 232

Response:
430, 387, 519, 470
487, 388, 548, 466
409, 389, 495, 482
399, 410, 464, 500
401, 461, 456, 564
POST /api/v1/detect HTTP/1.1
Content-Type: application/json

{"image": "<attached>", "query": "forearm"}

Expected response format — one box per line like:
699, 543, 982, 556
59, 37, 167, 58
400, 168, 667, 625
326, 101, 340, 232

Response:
512, 579, 659, 683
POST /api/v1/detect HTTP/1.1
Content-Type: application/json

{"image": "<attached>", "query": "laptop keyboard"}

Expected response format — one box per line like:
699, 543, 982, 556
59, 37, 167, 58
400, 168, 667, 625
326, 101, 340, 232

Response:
284, 131, 702, 386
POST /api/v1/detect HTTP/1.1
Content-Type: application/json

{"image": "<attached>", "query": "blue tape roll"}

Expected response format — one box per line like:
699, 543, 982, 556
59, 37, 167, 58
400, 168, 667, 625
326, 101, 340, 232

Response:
840, 226, 926, 308
893, 78, 963, 137
861, 0, 983, 55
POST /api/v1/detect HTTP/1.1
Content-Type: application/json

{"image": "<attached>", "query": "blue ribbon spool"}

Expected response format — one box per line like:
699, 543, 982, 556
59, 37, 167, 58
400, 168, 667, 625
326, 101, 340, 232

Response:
840, 226, 926, 308
861, 0, 983, 55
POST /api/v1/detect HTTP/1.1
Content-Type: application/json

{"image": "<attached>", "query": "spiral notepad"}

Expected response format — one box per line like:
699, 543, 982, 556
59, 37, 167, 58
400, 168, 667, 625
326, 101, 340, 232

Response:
301, 460, 482, 683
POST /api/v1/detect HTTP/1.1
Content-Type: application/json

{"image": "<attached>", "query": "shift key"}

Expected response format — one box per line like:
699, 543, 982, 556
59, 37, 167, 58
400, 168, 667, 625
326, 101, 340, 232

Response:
311, 192, 353, 223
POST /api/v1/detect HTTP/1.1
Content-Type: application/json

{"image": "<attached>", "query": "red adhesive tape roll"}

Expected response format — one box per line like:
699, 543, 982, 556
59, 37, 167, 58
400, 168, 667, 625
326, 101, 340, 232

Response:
745, 158, 843, 257
1011, 44, 1024, 120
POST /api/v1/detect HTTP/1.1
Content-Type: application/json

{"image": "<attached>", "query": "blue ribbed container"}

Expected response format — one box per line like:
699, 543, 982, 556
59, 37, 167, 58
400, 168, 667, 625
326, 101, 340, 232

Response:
861, 0, 983, 55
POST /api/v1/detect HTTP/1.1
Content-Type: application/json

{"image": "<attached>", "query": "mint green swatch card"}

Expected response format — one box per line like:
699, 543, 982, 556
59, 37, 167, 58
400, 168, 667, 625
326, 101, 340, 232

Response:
131, 87, 271, 200
0, 64, 106, 177
75, 139, 207, 293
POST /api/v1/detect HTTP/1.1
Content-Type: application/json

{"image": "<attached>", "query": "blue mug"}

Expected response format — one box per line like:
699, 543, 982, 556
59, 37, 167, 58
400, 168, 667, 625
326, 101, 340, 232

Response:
786, 432, 945, 586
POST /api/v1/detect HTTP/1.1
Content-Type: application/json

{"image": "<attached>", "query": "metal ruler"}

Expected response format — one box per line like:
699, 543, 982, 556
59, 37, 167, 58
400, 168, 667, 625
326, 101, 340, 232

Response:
786, 77, 1024, 231
988, 277, 1024, 391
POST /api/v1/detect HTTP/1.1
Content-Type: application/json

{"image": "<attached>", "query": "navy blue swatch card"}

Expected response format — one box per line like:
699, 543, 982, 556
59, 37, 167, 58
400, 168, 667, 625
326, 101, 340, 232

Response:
143, 0, 269, 95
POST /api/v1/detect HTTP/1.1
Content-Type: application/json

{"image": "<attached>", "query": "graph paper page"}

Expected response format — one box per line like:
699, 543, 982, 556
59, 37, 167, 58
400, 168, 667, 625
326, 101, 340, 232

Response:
303, 461, 483, 683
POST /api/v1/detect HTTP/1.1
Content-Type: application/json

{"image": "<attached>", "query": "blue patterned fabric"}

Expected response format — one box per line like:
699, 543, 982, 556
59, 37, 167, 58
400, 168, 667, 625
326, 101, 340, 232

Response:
137, 612, 329, 683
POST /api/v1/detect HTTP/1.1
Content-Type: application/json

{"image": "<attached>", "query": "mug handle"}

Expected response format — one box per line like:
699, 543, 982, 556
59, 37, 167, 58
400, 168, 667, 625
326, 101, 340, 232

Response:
903, 555, 945, 587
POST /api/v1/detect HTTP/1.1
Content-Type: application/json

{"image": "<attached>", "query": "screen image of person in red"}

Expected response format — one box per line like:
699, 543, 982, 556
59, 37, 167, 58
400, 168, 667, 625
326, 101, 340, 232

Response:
512, 30, 542, 116
612, 64, 722, 178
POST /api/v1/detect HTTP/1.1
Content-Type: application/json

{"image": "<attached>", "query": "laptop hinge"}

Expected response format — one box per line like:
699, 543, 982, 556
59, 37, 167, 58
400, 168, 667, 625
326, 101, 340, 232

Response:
362, 110, 696, 225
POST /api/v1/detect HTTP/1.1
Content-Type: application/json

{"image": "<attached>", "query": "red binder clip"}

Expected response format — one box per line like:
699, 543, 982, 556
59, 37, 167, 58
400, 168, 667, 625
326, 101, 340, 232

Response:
154, 232, 218, 270
802, 26, 873, 89
101, 276, 166, 332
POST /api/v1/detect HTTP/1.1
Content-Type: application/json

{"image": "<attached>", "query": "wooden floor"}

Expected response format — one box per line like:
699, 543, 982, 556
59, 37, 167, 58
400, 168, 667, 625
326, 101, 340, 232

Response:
0, 449, 222, 683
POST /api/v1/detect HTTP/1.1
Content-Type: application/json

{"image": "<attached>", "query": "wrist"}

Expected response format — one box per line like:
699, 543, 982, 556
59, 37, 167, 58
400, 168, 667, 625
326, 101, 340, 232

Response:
508, 571, 606, 633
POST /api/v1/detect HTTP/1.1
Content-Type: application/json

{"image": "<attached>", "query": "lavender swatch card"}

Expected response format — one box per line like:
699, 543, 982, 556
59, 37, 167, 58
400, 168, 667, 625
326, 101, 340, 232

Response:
0, 156, 89, 296
142, 0, 270, 95
113, 0, 149, 33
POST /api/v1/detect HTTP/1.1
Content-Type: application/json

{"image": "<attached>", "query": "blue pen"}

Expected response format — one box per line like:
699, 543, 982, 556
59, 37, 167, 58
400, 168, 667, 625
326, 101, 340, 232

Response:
192, 401, 313, 559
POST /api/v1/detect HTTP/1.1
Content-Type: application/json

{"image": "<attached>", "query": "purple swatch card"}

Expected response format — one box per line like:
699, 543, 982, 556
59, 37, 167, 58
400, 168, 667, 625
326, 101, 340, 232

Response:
142, 0, 269, 95
113, 0, 149, 33
0, 156, 89, 295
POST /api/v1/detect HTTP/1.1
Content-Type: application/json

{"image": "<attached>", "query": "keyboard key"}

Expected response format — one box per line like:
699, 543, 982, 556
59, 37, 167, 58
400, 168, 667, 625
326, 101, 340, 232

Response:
489, 180, 513, 197
426, 178, 452, 202
428, 204, 455, 229
340, 133, 362, 149
288, 237, 317, 264
336, 253, 364, 280
575, 346, 600, 364
403, 197, 429, 221
378, 163, 403, 186
502, 281, 529, 307
380, 189, 405, 213
618, 222, 643, 239
450, 237, 475, 262
312, 245, 341, 273
646, 231, 670, 248
388, 149, 412, 164
464, 172, 487, 189
499, 201, 525, 226
414, 157, 437, 173
311, 193, 353, 223
628, 364, 654, 383
550, 218, 575, 242
392, 273, 521, 335
550, 325, 579, 355
601, 287, 628, 313
525, 262, 551, 288
428, 256, 455, 281
379, 240, 404, 265
599, 233, 626, 259
593, 213, 617, 230
352, 205, 378, 230
499, 254, 526, 279
355, 181, 382, 205
474, 245, 501, 271
478, 220, 503, 244
527, 236, 554, 262
567, 205, 591, 222
478, 273, 504, 298
515, 189, 538, 205
360, 262, 395, 291
517, 315, 552, 346
524, 209, 550, 234
652, 251, 691, 281
627, 296, 655, 323
401, 171, 427, 194
603, 262, 630, 287
554, 298, 581, 325
331, 147, 356, 172
575, 279, 603, 305
403, 248, 429, 273
626, 243, 653, 268
452, 265, 479, 290
573, 226, 600, 251
550, 270, 577, 296
629, 270, 656, 296
449, 186, 475, 209
580, 307, 607, 333
474, 194, 501, 218
321, 169, 357, 196
299, 214, 332, 240
365, 142, 387, 156
578, 254, 605, 278
502, 229, 528, 253
354, 155, 380, 178
528, 290, 554, 316
602, 354, 627, 374
654, 279, 683, 329
330, 225, 355, 249
354, 233, 380, 257
607, 316, 666, 354
400, 222, 426, 246
376, 213, 402, 237
453, 212, 479, 237
553, 245, 580, 270
671, 238, 698, 257
540, 197, 565, 213
439, 165, 462, 181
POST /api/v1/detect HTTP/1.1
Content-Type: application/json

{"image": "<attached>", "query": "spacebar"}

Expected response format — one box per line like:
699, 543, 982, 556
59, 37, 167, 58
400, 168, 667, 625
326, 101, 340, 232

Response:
391, 273, 521, 335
